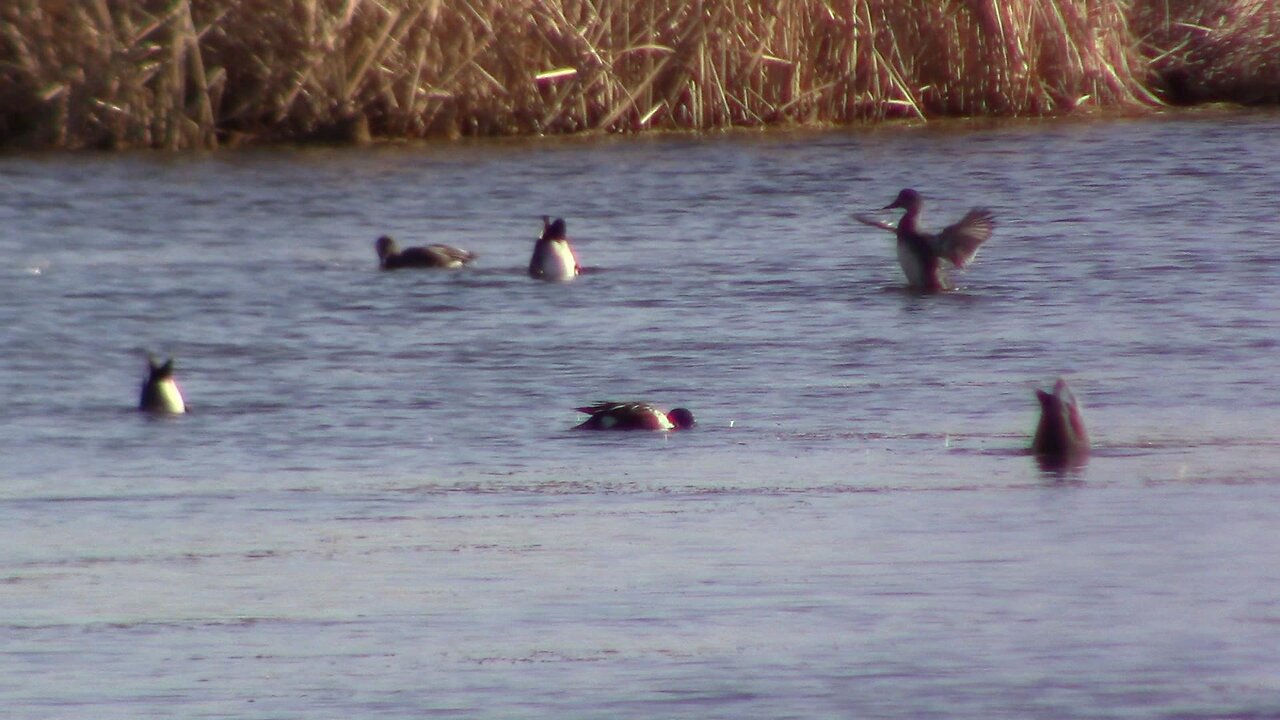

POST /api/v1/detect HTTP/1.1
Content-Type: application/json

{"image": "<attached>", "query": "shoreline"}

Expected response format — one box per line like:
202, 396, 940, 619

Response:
1, 105, 1274, 157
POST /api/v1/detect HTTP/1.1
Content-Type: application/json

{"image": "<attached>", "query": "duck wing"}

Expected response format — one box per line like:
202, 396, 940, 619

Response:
936, 208, 994, 268
426, 244, 477, 266
574, 402, 665, 430
853, 213, 897, 233
575, 401, 631, 416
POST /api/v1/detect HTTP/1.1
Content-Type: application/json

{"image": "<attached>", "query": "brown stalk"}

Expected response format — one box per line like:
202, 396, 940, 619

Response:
6, 0, 1272, 149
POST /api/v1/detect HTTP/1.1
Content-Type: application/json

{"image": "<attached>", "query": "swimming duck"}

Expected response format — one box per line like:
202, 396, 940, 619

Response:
1031, 378, 1089, 465
529, 216, 580, 281
375, 235, 476, 270
139, 355, 186, 414
855, 188, 994, 292
574, 402, 695, 431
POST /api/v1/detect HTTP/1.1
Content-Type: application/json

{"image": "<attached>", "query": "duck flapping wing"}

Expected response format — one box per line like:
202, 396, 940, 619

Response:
853, 213, 897, 233
935, 208, 994, 268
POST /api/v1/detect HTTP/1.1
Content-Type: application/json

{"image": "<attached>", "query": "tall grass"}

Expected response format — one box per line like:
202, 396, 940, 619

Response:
1132, 0, 1280, 105
0, 0, 1272, 149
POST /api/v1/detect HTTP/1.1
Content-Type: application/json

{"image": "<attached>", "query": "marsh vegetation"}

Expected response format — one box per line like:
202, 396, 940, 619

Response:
1, 0, 1275, 149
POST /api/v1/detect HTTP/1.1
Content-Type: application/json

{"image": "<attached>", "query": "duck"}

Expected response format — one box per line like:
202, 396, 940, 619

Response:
1031, 378, 1089, 465
375, 235, 476, 270
529, 216, 580, 281
139, 355, 187, 414
574, 402, 695, 431
854, 188, 994, 292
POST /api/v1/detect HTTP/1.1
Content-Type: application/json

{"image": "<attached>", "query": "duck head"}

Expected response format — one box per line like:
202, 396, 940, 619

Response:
884, 188, 922, 212
375, 235, 399, 261
667, 407, 696, 430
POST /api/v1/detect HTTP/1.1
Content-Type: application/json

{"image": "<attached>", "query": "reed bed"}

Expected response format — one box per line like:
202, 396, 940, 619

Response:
0, 0, 1272, 149
1132, 0, 1280, 105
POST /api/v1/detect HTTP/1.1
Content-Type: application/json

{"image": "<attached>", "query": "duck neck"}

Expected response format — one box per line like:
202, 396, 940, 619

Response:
896, 205, 921, 236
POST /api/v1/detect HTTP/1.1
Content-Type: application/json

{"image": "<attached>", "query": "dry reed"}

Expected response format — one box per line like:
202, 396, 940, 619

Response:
0, 0, 1272, 149
1131, 0, 1280, 105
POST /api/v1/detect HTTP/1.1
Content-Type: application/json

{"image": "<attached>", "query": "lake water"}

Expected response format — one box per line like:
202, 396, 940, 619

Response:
3, 112, 1280, 718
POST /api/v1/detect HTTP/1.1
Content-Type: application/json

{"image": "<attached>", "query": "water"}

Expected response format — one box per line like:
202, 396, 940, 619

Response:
3, 112, 1280, 718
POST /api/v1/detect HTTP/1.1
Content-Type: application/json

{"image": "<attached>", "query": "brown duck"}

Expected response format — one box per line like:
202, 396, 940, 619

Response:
375, 235, 476, 270
856, 188, 994, 292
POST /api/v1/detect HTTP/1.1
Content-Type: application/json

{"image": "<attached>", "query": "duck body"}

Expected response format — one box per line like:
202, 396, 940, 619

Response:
529, 216, 580, 281
139, 356, 186, 414
895, 223, 945, 292
859, 188, 994, 293
1032, 378, 1089, 465
574, 402, 695, 431
376, 235, 476, 270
